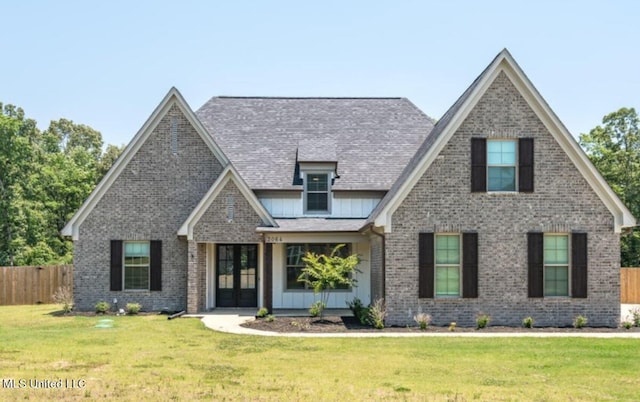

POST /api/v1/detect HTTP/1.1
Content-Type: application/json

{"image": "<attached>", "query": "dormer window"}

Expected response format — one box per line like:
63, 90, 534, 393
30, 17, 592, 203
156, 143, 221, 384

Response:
296, 139, 338, 215
304, 172, 331, 214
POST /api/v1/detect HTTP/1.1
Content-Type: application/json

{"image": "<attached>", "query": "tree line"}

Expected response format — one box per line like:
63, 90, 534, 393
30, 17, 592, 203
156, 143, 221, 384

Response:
0, 103, 122, 266
580, 107, 640, 267
1, 102, 639, 266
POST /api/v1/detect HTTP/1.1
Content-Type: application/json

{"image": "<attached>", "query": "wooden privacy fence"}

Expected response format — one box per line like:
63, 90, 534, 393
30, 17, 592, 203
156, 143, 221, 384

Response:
621, 267, 640, 303
0, 265, 73, 305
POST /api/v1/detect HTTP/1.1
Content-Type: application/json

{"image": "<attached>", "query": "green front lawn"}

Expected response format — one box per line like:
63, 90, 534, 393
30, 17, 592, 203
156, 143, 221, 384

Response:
0, 305, 639, 401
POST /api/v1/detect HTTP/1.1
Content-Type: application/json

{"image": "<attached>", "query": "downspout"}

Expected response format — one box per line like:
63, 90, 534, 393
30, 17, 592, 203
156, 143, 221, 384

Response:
367, 225, 386, 301
259, 233, 265, 310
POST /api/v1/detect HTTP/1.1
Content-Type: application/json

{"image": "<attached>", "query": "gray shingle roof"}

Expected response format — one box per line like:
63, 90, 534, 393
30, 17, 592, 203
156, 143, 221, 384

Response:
195, 97, 435, 191
257, 218, 366, 233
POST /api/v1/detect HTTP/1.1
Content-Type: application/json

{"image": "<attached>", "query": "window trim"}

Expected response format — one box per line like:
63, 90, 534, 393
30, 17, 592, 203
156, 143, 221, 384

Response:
303, 171, 332, 215
487, 139, 518, 192
284, 243, 352, 292
543, 233, 571, 297
434, 233, 462, 298
123, 241, 151, 291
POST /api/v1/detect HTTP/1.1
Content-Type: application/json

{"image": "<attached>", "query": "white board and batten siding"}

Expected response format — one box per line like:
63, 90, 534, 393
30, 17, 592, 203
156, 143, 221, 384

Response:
270, 239, 371, 309
258, 192, 382, 218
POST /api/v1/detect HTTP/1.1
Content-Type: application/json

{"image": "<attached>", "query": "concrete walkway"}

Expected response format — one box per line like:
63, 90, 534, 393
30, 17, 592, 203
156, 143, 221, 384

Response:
186, 305, 640, 338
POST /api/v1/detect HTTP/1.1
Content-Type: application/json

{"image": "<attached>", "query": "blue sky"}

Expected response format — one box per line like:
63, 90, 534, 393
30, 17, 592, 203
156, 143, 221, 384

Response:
2, 1, 639, 146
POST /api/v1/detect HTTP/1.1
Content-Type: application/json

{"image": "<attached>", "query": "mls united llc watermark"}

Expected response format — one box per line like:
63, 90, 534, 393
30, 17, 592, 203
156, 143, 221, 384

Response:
2, 378, 86, 389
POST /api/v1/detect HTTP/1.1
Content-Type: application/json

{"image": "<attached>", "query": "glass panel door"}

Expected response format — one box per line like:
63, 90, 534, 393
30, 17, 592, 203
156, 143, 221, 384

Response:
216, 244, 258, 307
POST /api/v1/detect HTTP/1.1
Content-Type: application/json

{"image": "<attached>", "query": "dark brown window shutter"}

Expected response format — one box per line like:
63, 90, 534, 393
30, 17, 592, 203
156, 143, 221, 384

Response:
519, 138, 534, 193
418, 233, 434, 298
110, 240, 123, 291
527, 232, 543, 297
471, 138, 487, 192
571, 233, 588, 298
462, 232, 478, 298
150, 240, 162, 291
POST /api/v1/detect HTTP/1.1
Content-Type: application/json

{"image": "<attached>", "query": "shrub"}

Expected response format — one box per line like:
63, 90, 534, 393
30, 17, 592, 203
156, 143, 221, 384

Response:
298, 244, 361, 319
522, 316, 535, 328
265, 314, 276, 322
256, 307, 269, 318
52, 286, 74, 313
476, 314, 491, 329
573, 315, 588, 329
95, 301, 110, 314
630, 307, 640, 327
309, 301, 326, 318
622, 320, 633, 330
448, 322, 457, 331
368, 298, 386, 329
126, 303, 142, 315
290, 319, 311, 331
347, 298, 370, 325
413, 313, 432, 330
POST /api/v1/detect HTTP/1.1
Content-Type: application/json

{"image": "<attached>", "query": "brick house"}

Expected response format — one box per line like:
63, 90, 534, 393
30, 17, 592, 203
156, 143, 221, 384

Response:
62, 49, 634, 326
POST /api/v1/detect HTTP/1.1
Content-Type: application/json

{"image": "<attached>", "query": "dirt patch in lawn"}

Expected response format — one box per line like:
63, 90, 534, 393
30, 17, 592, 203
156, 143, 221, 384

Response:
242, 315, 640, 333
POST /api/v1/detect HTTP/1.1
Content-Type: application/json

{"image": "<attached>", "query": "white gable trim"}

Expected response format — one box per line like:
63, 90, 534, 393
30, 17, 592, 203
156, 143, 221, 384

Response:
61, 87, 229, 240
178, 165, 277, 240
374, 50, 635, 233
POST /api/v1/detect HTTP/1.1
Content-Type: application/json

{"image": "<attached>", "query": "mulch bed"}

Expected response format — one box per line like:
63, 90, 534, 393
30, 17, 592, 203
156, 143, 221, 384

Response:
51, 310, 160, 317
242, 315, 640, 333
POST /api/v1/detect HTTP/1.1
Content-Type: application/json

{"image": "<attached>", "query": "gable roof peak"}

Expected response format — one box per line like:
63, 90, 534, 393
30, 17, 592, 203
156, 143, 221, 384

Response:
368, 49, 635, 233
61, 87, 230, 240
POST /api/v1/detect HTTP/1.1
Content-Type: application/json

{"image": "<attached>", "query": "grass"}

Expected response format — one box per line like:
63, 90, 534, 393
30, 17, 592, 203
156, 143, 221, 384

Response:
1, 305, 640, 401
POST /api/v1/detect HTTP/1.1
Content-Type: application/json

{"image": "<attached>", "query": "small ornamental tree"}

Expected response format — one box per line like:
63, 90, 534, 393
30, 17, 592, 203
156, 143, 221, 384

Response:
298, 244, 361, 319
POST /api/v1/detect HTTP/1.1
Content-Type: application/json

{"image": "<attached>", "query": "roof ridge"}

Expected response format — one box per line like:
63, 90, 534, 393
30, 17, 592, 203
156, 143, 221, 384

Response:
214, 96, 405, 100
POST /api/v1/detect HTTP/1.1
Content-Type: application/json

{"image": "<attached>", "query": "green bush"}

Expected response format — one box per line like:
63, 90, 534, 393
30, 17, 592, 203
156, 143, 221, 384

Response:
126, 303, 142, 315
522, 316, 535, 328
265, 314, 276, 322
630, 307, 640, 327
622, 320, 633, 330
448, 322, 457, 331
347, 298, 370, 325
95, 301, 110, 314
573, 315, 588, 329
413, 313, 432, 330
476, 314, 491, 329
309, 301, 326, 317
256, 307, 269, 318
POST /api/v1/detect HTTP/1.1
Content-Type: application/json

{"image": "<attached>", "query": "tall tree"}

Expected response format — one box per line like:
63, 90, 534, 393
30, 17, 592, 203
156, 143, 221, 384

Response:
580, 107, 640, 266
97, 144, 124, 179
0, 103, 122, 266
0, 104, 40, 266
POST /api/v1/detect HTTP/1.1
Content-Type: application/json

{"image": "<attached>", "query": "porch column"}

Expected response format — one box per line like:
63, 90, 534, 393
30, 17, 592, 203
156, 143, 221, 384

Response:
187, 240, 199, 313
264, 243, 273, 312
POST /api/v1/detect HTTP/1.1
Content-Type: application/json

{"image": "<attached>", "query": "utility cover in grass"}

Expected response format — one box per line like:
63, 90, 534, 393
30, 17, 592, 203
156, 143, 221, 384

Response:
95, 319, 114, 328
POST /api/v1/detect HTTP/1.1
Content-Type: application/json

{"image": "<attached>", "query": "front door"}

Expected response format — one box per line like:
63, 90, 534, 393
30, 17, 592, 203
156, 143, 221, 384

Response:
216, 244, 258, 307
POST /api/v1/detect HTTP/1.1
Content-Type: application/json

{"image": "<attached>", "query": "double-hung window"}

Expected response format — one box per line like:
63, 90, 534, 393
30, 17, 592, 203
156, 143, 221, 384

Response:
419, 232, 478, 299
471, 138, 534, 193
435, 234, 461, 297
487, 140, 517, 191
305, 173, 330, 214
543, 235, 569, 296
124, 241, 150, 290
528, 232, 585, 298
